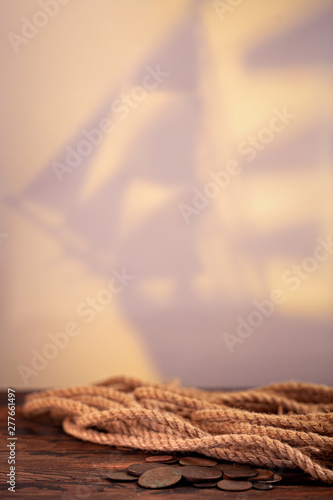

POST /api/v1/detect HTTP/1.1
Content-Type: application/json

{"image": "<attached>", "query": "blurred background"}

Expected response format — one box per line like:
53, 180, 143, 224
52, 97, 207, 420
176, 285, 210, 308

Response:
0, 0, 332, 389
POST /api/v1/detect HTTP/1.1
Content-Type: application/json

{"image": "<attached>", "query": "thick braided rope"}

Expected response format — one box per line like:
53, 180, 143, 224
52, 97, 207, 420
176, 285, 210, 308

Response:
23, 377, 333, 483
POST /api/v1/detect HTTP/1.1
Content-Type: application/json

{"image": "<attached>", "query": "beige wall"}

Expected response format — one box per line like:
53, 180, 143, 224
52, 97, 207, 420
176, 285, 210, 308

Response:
0, 0, 332, 389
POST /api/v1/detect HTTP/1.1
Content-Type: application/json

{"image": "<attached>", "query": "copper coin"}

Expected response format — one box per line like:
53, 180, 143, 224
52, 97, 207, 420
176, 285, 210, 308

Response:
217, 479, 252, 491
179, 456, 218, 467
180, 465, 222, 483
256, 474, 282, 483
253, 469, 274, 481
107, 471, 138, 482
213, 463, 226, 471
253, 483, 274, 490
138, 466, 182, 489
193, 482, 218, 488
146, 455, 176, 463
127, 462, 165, 476
218, 464, 257, 479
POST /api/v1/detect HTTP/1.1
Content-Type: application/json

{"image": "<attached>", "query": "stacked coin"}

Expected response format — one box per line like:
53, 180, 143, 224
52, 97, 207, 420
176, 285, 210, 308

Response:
106, 454, 283, 491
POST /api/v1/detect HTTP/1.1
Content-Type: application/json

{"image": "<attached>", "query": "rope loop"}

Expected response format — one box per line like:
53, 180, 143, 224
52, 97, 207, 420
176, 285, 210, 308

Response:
23, 377, 333, 483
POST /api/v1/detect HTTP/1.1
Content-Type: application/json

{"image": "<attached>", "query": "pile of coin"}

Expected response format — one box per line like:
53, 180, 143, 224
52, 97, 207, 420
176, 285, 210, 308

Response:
106, 454, 283, 491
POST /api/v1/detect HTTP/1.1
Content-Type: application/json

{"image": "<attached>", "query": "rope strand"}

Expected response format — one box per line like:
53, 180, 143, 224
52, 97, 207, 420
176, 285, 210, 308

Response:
23, 377, 333, 483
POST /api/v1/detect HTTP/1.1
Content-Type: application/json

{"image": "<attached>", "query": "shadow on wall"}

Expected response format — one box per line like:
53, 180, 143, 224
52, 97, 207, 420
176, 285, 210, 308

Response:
244, 3, 333, 67
7, 2, 333, 386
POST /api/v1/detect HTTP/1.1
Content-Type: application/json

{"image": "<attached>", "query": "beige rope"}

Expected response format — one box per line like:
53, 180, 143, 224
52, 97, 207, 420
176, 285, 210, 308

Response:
23, 376, 333, 483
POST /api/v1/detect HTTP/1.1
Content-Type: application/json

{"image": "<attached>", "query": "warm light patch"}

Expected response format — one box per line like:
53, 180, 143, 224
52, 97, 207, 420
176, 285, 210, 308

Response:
138, 277, 176, 305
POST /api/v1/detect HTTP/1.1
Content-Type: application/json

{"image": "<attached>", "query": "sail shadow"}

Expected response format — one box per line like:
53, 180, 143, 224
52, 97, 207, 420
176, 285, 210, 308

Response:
244, 3, 333, 68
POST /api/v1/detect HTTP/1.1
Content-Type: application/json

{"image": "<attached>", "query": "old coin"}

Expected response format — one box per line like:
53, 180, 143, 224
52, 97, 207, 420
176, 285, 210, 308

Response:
253, 468, 274, 481
217, 464, 257, 479
253, 483, 275, 490
217, 479, 252, 491
213, 463, 226, 471
127, 462, 165, 476
180, 465, 222, 483
256, 474, 282, 483
107, 471, 138, 482
179, 456, 217, 467
146, 455, 176, 463
193, 482, 218, 488
138, 466, 182, 489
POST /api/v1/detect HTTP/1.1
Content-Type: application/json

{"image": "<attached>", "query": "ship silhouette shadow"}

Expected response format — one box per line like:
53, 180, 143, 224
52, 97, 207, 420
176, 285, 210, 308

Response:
7, 1, 333, 386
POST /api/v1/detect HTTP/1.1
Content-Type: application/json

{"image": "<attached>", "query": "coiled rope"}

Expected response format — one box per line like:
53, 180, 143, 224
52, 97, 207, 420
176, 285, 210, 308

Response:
23, 376, 333, 483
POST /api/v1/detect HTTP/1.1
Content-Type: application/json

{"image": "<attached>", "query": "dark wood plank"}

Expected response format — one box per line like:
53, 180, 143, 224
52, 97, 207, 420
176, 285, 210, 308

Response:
0, 391, 332, 499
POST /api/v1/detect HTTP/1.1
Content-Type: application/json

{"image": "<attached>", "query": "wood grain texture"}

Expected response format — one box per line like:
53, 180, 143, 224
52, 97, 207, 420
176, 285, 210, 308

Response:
0, 391, 332, 499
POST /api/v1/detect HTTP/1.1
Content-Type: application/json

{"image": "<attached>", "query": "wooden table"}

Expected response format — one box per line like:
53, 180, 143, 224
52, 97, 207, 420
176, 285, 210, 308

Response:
1, 391, 332, 499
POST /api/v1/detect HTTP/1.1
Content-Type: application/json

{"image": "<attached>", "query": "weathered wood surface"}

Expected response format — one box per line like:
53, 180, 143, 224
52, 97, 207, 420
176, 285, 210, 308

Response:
0, 391, 332, 499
